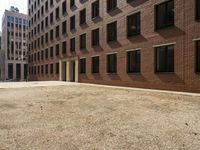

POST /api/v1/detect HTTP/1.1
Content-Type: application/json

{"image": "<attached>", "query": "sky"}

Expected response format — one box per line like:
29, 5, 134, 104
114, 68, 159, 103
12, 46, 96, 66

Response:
0, 0, 27, 31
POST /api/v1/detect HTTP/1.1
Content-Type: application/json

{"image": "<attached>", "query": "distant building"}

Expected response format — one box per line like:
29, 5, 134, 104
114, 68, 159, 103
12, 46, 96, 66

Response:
2, 7, 28, 81
0, 31, 5, 80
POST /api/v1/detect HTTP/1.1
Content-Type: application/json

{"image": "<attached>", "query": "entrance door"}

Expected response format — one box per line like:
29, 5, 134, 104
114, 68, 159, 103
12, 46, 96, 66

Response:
62, 62, 66, 81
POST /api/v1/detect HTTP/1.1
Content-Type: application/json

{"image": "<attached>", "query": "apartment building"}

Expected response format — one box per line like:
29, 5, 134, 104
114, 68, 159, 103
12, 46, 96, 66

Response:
2, 7, 28, 81
0, 31, 5, 80
28, 0, 200, 92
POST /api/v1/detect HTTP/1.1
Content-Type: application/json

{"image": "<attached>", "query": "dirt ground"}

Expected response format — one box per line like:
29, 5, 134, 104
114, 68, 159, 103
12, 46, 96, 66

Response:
0, 83, 200, 150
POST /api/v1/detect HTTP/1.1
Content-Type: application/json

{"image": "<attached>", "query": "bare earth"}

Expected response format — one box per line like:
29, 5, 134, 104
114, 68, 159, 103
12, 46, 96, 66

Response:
0, 82, 200, 150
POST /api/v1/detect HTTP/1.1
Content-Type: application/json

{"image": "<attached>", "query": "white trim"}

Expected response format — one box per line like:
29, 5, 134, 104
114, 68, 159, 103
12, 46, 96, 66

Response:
106, 52, 118, 55
153, 42, 176, 48
128, 10, 140, 16
193, 38, 200, 41
155, 0, 171, 6
126, 48, 142, 52
91, 55, 100, 58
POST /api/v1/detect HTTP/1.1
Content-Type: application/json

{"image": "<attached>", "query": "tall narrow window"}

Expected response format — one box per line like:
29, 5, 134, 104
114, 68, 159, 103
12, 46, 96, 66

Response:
80, 58, 86, 74
70, 0, 75, 7
127, 50, 141, 73
92, 0, 99, 19
56, 7, 60, 20
107, 53, 117, 73
50, 64, 53, 74
127, 12, 140, 37
56, 44, 60, 56
70, 38, 75, 52
62, 1, 67, 16
107, 21, 117, 42
62, 41, 67, 54
70, 15, 75, 30
196, 41, 200, 72
45, 64, 48, 74
50, 12, 53, 24
196, 0, 200, 20
80, 34, 86, 50
92, 28, 99, 46
155, 0, 174, 30
107, 0, 117, 11
80, 9, 86, 25
92, 56, 99, 73
56, 63, 59, 74
62, 21, 67, 35
156, 45, 174, 72
56, 25, 60, 38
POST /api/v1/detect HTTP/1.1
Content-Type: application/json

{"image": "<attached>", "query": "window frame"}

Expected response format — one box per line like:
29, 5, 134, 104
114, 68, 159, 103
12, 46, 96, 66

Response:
107, 53, 117, 73
127, 50, 141, 73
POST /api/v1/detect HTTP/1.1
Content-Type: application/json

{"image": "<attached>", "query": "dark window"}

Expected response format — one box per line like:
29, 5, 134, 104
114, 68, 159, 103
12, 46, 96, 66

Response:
196, 0, 200, 20
50, 64, 53, 74
107, 0, 117, 11
62, 1, 67, 16
80, 9, 86, 25
50, 12, 53, 24
62, 41, 67, 54
62, 21, 67, 35
41, 50, 44, 60
50, 29, 54, 41
80, 34, 86, 49
70, 0, 75, 7
127, 12, 140, 37
155, 0, 174, 30
45, 32, 48, 43
156, 45, 174, 72
80, 58, 86, 74
70, 38, 75, 52
92, 0, 99, 19
56, 25, 60, 38
56, 44, 60, 56
56, 7, 60, 20
45, 48, 48, 59
45, 64, 48, 74
107, 21, 117, 42
50, 0, 53, 6
45, 0, 48, 11
92, 28, 99, 46
196, 41, 200, 72
70, 15, 75, 30
56, 63, 59, 74
92, 56, 99, 73
50, 46, 54, 58
107, 53, 117, 73
45, 16, 48, 27
127, 50, 141, 73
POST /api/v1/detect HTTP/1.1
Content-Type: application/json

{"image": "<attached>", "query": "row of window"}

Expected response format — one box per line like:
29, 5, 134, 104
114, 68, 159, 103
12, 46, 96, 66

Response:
29, 62, 59, 75
80, 41, 200, 74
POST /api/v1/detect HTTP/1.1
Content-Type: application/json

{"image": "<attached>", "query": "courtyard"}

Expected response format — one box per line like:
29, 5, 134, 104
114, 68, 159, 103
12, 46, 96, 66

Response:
0, 82, 200, 150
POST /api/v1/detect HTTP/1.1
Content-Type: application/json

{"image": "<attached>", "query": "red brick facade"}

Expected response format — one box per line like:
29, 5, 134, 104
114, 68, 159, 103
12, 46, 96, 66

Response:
28, 0, 200, 93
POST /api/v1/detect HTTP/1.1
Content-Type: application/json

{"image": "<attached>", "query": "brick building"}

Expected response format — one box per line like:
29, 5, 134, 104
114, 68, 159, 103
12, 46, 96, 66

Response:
2, 7, 28, 81
28, 0, 200, 92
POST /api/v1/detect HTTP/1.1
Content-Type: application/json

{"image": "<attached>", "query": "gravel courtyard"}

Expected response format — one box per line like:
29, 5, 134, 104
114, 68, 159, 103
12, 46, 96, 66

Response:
0, 82, 200, 150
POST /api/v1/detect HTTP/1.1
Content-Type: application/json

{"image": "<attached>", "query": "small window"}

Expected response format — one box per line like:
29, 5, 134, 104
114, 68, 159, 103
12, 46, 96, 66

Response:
56, 25, 60, 38
80, 34, 86, 50
80, 58, 86, 74
45, 48, 48, 59
56, 7, 60, 20
56, 44, 60, 56
127, 12, 140, 37
62, 1, 67, 16
62, 21, 67, 35
70, 15, 75, 30
70, 0, 75, 8
50, 12, 53, 24
107, 53, 117, 73
50, 64, 53, 74
155, 45, 174, 72
196, 41, 200, 72
62, 41, 67, 54
50, 46, 54, 58
107, 21, 117, 42
80, 9, 86, 25
127, 50, 141, 73
92, 28, 99, 46
155, 0, 174, 30
92, 56, 99, 73
196, 0, 200, 21
107, 0, 117, 11
56, 63, 59, 74
92, 0, 99, 19
50, 29, 54, 41
70, 38, 75, 52
45, 64, 48, 74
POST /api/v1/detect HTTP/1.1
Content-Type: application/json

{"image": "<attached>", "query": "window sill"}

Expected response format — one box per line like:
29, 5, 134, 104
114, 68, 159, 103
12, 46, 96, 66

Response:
155, 25, 175, 31
107, 7, 118, 13
155, 72, 175, 74
127, 72, 141, 75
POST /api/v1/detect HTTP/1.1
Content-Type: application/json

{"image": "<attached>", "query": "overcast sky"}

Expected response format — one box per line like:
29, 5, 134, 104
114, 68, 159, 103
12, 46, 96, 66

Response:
0, 0, 27, 31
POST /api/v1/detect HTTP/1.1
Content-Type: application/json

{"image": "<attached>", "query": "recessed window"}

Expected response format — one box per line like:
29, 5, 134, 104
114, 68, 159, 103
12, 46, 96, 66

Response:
107, 53, 117, 73
196, 0, 200, 21
50, 46, 54, 58
70, 15, 75, 30
107, 0, 117, 11
155, 45, 174, 72
56, 44, 60, 56
56, 63, 59, 74
50, 29, 54, 41
45, 64, 48, 74
155, 0, 174, 30
62, 1, 67, 16
56, 25, 60, 38
127, 12, 140, 37
50, 0, 53, 7
92, 28, 99, 46
80, 34, 86, 50
92, 56, 99, 73
196, 41, 200, 72
62, 41, 67, 54
92, 0, 99, 19
80, 58, 86, 74
50, 12, 54, 24
70, 38, 75, 52
127, 50, 141, 73
45, 0, 48, 11
80, 9, 86, 25
70, 0, 75, 8
50, 64, 53, 74
107, 21, 117, 42
56, 7, 60, 20
62, 21, 67, 35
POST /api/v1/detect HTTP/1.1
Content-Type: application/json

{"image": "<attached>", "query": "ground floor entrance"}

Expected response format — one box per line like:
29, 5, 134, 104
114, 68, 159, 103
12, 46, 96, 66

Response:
59, 57, 79, 82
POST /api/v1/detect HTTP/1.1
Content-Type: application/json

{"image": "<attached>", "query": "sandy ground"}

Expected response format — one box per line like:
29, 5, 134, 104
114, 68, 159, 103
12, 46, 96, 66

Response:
0, 82, 200, 150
